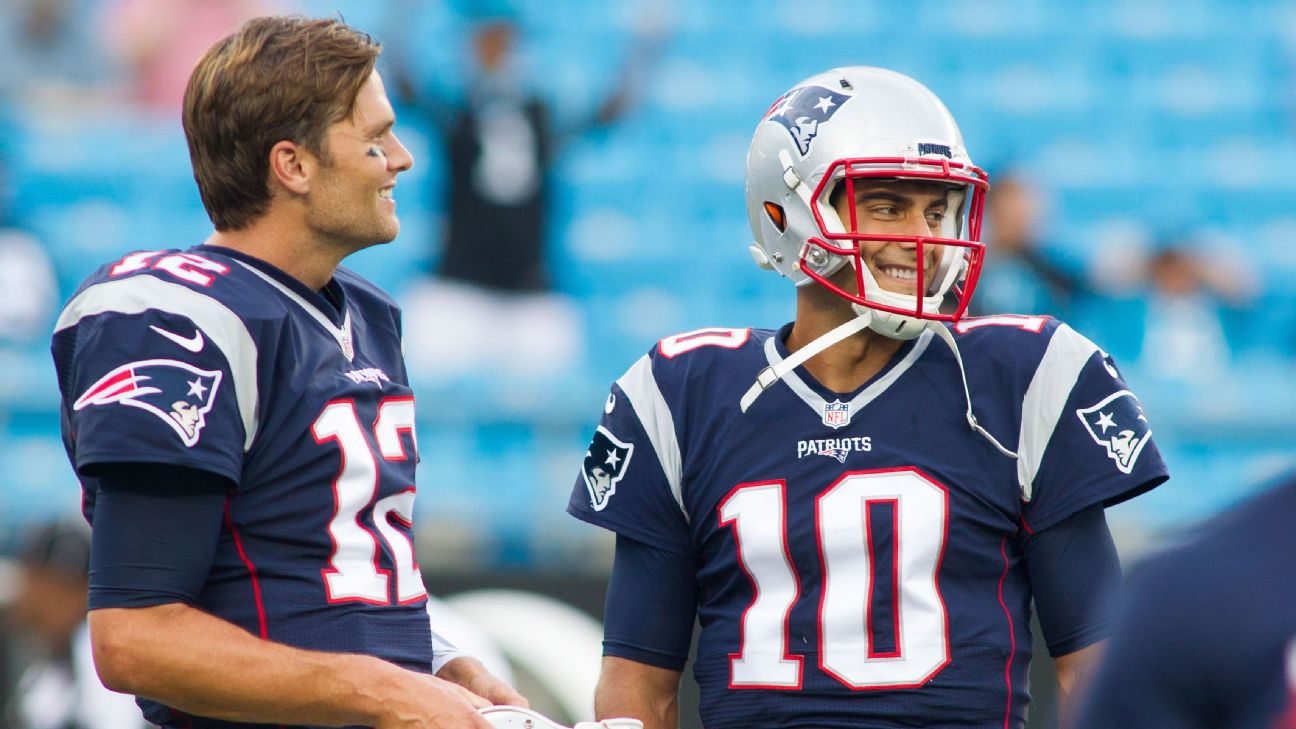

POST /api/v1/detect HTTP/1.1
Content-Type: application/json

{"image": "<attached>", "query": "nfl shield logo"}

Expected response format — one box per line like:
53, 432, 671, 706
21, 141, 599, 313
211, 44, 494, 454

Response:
822, 400, 851, 429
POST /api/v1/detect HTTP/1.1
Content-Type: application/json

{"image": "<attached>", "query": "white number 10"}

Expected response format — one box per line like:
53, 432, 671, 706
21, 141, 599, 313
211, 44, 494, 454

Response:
719, 468, 950, 690
312, 398, 425, 605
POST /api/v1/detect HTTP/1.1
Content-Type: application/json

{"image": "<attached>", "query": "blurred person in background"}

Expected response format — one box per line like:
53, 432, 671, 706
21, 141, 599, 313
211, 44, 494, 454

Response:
971, 168, 1084, 318
0, 225, 57, 342
1075, 470, 1296, 729
568, 66, 1167, 729
0, 0, 118, 111
51, 15, 520, 728
3, 519, 144, 729
102, 0, 285, 112
1085, 230, 1256, 382
1136, 238, 1255, 385
0, 149, 58, 344
393, 2, 662, 380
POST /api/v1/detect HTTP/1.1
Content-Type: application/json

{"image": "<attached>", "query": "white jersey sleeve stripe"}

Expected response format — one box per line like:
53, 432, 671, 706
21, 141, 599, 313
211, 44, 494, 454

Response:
55, 276, 261, 451
616, 354, 687, 520
1016, 324, 1099, 501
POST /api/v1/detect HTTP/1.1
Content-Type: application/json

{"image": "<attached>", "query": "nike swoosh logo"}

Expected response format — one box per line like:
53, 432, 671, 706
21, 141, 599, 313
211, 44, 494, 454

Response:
150, 325, 205, 353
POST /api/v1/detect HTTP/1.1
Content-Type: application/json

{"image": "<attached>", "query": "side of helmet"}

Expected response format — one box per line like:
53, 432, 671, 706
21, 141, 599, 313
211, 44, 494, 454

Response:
745, 66, 988, 338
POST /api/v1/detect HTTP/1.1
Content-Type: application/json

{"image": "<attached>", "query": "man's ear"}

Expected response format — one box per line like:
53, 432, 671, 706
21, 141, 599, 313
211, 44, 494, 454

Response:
268, 140, 315, 196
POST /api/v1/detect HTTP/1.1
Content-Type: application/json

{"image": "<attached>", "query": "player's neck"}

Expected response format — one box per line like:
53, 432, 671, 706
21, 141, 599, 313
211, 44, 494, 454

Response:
787, 294, 904, 395
206, 214, 342, 291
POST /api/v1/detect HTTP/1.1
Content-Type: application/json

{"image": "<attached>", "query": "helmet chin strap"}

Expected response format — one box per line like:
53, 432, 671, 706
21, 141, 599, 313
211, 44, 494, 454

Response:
863, 306, 931, 340
739, 310, 875, 413
739, 310, 1020, 461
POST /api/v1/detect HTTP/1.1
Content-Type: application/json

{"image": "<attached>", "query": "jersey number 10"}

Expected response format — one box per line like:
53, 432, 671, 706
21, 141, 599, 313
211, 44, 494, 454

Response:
720, 467, 950, 690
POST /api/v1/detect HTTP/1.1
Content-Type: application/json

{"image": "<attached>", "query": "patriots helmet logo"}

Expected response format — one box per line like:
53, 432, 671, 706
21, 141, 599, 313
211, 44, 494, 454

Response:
582, 426, 634, 511
1076, 390, 1151, 474
73, 359, 223, 447
765, 85, 851, 156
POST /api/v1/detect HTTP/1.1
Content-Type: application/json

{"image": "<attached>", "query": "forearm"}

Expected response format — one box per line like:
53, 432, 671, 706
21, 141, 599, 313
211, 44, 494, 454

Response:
89, 603, 481, 726
594, 656, 680, 729
1054, 641, 1106, 729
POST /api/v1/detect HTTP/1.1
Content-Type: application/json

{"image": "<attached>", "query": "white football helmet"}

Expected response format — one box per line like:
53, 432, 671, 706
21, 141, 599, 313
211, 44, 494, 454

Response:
479, 706, 643, 729
745, 66, 988, 339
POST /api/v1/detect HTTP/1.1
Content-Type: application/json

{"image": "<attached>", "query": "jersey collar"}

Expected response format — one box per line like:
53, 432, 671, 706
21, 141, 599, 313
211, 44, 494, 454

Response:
197, 245, 355, 362
767, 322, 932, 419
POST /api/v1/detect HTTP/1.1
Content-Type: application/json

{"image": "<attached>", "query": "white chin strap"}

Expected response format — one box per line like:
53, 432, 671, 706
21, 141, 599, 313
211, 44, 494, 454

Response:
863, 306, 931, 340
740, 310, 876, 413
738, 312, 1019, 461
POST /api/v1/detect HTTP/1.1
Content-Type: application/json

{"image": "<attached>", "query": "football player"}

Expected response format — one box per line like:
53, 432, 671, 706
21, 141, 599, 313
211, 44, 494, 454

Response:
568, 66, 1168, 728
51, 16, 520, 729
1075, 471, 1296, 729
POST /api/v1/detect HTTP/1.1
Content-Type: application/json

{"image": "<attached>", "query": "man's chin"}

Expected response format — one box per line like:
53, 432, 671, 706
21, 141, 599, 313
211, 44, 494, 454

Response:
374, 219, 400, 245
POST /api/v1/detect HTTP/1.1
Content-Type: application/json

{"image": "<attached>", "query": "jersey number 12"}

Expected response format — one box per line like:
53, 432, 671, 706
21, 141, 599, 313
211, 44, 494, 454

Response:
313, 398, 426, 605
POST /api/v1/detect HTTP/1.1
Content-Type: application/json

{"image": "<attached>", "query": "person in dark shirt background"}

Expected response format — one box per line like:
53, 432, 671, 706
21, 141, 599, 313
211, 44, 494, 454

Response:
971, 168, 1084, 318
393, 2, 662, 379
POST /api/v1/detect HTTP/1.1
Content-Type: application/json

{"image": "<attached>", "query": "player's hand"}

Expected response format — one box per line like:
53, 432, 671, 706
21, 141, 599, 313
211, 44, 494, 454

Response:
374, 669, 494, 729
464, 671, 529, 708
437, 656, 530, 707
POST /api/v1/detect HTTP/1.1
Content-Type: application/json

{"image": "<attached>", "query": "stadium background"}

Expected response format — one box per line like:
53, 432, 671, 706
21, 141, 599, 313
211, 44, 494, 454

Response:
1, 0, 1294, 726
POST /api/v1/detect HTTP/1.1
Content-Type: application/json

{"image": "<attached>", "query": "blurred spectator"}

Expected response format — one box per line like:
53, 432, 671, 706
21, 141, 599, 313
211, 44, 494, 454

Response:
0, 0, 118, 112
972, 169, 1085, 317
1137, 239, 1255, 384
394, 4, 662, 379
0, 149, 58, 344
0, 230, 58, 343
102, 0, 284, 112
3, 520, 144, 729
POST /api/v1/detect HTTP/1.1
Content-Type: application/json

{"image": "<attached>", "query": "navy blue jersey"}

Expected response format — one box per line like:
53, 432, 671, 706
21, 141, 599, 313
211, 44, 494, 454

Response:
1076, 472, 1296, 729
52, 245, 430, 728
569, 316, 1168, 729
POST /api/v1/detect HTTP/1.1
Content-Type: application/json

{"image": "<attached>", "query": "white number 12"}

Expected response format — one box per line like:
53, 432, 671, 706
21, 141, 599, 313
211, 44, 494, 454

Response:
312, 398, 425, 605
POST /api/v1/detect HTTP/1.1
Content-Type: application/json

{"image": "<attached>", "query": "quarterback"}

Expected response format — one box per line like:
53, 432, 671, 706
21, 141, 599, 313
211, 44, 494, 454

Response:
52, 16, 518, 728
569, 66, 1168, 729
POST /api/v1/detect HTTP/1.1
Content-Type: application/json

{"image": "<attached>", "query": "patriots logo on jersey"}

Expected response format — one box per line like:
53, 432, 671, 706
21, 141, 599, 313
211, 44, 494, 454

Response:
1076, 390, 1151, 474
766, 85, 850, 156
582, 426, 633, 511
73, 359, 223, 447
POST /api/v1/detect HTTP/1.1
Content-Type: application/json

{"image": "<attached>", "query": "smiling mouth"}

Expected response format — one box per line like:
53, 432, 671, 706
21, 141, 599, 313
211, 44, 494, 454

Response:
879, 266, 918, 282
871, 263, 930, 295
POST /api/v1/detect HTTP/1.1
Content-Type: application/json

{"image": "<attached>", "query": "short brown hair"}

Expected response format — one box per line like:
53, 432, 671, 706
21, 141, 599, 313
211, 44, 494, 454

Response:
182, 16, 381, 231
